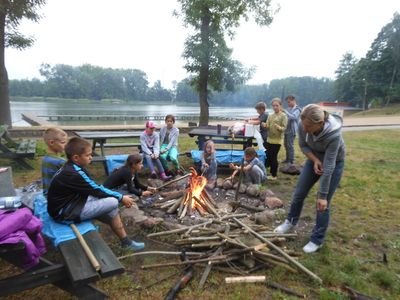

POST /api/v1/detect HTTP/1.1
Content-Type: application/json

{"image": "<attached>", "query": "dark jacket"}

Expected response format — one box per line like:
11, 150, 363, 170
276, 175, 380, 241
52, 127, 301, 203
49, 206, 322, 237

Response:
47, 161, 122, 222
103, 165, 148, 197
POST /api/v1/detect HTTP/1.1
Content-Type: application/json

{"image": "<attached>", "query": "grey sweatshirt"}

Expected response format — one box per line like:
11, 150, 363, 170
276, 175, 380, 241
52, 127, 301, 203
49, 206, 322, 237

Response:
284, 105, 302, 136
140, 131, 160, 156
298, 114, 346, 200
159, 126, 179, 150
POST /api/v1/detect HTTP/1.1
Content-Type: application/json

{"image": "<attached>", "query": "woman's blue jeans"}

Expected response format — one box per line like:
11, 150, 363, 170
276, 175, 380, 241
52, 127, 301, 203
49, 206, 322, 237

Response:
287, 159, 344, 245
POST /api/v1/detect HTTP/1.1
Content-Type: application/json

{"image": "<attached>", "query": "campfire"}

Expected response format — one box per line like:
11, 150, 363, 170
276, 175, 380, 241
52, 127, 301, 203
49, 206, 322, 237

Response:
159, 168, 219, 219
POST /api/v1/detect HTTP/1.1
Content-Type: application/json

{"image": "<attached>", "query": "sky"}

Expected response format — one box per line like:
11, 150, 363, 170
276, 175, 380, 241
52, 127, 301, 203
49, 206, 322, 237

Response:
5, 0, 399, 89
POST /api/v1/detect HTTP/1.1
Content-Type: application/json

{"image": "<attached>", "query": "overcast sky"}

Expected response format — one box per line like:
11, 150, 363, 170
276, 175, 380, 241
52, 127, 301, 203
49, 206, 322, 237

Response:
5, 0, 399, 88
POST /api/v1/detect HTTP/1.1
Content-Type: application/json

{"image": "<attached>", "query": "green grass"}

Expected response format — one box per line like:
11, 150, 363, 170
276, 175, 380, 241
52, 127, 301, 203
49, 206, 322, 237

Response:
1, 129, 400, 299
351, 103, 400, 117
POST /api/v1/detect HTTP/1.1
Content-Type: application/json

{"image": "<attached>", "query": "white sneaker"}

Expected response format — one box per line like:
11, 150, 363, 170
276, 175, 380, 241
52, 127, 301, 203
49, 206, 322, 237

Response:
274, 220, 293, 234
303, 241, 321, 253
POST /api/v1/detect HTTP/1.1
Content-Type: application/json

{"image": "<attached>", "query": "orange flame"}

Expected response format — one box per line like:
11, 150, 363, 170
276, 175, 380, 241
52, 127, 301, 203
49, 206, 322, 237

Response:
185, 167, 208, 210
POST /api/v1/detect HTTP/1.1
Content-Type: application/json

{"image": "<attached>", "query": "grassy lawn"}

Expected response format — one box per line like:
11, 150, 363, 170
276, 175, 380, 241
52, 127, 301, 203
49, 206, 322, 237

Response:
1, 129, 400, 299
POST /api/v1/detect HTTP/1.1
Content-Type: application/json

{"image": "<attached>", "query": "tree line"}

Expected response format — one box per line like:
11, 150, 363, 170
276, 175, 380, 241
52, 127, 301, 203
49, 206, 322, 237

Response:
1, 1, 398, 126
10, 64, 335, 107
335, 13, 400, 108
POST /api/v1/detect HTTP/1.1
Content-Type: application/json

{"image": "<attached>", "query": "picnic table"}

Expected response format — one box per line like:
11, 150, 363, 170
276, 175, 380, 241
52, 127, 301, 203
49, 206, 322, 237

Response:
0, 125, 36, 170
75, 130, 142, 157
188, 125, 257, 150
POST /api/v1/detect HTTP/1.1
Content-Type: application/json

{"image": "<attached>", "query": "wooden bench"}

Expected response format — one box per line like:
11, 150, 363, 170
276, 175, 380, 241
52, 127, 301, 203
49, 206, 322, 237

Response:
0, 167, 125, 298
0, 126, 36, 170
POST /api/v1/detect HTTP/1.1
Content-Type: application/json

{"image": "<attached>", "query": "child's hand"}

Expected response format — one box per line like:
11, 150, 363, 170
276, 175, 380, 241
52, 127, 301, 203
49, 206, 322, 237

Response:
142, 190, 153, 197
147, 187, 157, 193
202, 163, 209, 169
160, 149, 166, 154
121, 195, 135, 208
229, 163, 235, 169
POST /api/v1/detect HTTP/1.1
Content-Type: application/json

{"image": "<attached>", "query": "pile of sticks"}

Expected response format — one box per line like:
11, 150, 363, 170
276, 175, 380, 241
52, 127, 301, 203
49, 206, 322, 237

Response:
153, 168, 219, 219
143, 215, 322, 295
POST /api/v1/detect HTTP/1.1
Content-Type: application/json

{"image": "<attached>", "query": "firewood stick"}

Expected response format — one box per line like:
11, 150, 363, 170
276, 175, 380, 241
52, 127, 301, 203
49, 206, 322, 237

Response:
256, 257, 298, 273
178, 193, 187, 214
225, 276, 266, 283
147, 220, 213, 237
266, 280, 306, 298
167, 196, 184, 213
190, 241, 225, 248
70, 224, 101, 272
196, 205, 206, 216
118, 251, 203, 260
160, 199, 180, 209
180, 201, 189, 219
219, 213, 248, 221
233, 218, 323, 284
141, 254, 230, 269
155, 173, 191, 190
202, 189, 217, 207
204, 199, 220, 217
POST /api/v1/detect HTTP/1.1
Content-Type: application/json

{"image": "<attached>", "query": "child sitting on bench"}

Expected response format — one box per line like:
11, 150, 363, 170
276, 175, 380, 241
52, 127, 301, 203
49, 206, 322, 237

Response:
140, 121, 172, 181
47, 137, 144, 251
42, 128, 68, 195
229, 147, 266, 185
159, 114, 182, 176
103, 154, 156, 197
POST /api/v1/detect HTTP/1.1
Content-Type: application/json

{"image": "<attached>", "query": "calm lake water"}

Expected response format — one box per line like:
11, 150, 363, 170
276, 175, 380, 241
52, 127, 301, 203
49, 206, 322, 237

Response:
11, 101, 260, 126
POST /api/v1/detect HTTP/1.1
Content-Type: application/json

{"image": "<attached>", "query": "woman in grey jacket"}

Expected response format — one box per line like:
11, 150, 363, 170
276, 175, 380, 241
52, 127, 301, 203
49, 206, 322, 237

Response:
274, 104, 345, 253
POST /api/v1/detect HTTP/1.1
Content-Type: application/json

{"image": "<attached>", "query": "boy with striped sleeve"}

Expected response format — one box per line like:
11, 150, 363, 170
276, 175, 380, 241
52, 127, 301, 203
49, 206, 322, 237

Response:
47, 137, 144, 251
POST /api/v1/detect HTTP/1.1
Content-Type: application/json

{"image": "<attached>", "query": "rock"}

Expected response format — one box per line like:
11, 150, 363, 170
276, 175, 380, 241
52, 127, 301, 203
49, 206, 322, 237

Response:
223, 179, 234, 190
140, 217, 164, 229
206, 179, 216, 191
216, 178, 224, 188
252, 199, 261, 207
149, 209, 167, 218
265, 197, 284, 209
147, 179, 163, 188
260, 189, 275, 199
232, 182, 247, 194
246, 184, 260, 197
225, 190, 236, 198
121, 207, 148, 225
253, 210, 276, 225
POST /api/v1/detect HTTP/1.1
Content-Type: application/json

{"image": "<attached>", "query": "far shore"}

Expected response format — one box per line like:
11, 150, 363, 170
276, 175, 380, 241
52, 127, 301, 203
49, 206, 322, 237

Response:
8, 115, 400, 137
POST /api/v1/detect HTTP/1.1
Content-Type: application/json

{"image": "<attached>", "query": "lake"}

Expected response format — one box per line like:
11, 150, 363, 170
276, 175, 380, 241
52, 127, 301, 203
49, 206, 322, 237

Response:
11, 101, 261, 126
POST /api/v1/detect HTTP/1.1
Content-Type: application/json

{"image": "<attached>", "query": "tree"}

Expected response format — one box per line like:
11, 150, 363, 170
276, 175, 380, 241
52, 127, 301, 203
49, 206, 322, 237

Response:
0, 0, 45, 126
334, 52, 358, 103
365, 12, 400, 106
175, 0, 276, 125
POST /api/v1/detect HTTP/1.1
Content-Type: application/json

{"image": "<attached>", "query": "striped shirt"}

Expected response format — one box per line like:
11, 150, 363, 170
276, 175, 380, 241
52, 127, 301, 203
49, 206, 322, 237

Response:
42, 154, 65, 194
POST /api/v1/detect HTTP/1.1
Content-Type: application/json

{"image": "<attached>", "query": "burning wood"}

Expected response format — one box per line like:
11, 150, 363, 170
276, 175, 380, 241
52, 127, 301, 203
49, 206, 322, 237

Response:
165, 167, 219, 219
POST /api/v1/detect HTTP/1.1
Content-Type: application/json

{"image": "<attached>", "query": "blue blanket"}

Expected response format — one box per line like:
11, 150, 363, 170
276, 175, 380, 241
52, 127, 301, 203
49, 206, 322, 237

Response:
190, 150, 266, 164
105, 154, 129, 174
34, 193, 96, 247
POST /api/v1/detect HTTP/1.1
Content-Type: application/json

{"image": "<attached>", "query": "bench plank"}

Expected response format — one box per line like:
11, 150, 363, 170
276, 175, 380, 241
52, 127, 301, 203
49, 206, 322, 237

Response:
59, 236, 100, 286
103, 143, 141, 148
84, 231, 125, 277
0, 264, 66, 296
